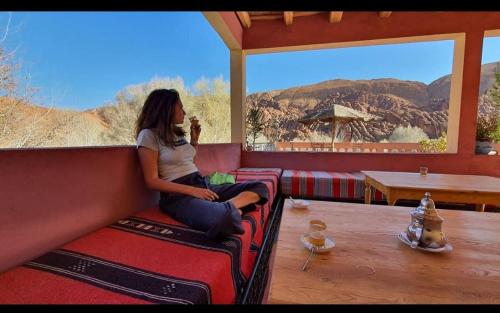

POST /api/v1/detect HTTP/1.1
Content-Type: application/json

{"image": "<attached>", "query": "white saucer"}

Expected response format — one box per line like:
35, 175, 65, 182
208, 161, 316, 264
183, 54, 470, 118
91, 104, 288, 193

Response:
398, 232, 453, 253
301, 234, 335, 253
290, 199, 311, 209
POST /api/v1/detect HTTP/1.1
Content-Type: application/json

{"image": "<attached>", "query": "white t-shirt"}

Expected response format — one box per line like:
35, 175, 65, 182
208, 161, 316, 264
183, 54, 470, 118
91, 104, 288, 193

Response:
136, 128, 199, 181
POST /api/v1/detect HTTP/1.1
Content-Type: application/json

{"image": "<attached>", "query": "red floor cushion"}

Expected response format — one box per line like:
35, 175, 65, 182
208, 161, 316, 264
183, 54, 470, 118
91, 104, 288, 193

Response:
280, 169, 384, 201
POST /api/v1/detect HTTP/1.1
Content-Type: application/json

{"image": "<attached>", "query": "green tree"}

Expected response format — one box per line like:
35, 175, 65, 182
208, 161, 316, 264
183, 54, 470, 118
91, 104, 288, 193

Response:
100, 76, 191, 145
488, 65, 500, 142
0, 47, 17, 97
189, 75, 231, 144
99, 75, 231, 145
246, 106, 266, 149
1, 17, 42, 148
489, 64, 500, 106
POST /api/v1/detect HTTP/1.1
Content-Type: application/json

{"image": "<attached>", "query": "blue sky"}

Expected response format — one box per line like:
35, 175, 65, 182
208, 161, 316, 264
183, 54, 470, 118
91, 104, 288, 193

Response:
483, 36, 500, 65
1, 12, 499, 111
247, 40, 455, 92
2, 12, 230, 110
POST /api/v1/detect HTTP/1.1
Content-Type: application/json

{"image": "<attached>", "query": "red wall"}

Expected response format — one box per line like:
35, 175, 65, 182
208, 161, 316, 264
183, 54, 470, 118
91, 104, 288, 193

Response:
0, 144, 241, 272
242, 151, 500, 177
235, 12, 500, 176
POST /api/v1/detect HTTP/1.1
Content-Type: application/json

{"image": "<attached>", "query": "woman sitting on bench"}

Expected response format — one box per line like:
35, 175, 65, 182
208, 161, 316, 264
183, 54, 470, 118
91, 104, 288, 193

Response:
136, 89, 268, 239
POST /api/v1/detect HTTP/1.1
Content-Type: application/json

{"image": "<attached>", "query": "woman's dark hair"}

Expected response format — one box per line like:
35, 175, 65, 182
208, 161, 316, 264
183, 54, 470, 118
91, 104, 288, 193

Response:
135, 89, 186, 148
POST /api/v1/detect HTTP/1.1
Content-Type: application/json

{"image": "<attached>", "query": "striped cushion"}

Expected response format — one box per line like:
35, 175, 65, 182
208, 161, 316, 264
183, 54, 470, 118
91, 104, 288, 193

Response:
228, 168, 282, 248
280, 169, 384, 201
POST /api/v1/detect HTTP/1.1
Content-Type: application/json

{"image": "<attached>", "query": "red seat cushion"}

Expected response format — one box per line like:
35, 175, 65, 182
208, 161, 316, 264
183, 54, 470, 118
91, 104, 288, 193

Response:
0, 206, 257, 304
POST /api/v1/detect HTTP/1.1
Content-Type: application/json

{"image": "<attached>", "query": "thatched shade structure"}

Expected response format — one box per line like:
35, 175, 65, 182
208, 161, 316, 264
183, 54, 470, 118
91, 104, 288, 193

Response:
298, 104, 381, 149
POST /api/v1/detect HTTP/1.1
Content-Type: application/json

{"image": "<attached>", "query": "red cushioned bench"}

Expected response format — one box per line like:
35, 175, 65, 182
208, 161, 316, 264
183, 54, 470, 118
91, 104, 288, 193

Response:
0, 168, 282, 304
280, 169, 384, 202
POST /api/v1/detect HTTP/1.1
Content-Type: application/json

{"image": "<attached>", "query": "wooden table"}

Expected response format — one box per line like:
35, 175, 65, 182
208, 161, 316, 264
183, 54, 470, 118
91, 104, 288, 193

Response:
267, 199, 500, 304
362, 171, 500, 212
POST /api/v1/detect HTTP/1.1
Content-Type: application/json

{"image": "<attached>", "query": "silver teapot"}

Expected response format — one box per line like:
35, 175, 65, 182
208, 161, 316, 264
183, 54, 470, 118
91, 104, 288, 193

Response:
406, 192, 448, 249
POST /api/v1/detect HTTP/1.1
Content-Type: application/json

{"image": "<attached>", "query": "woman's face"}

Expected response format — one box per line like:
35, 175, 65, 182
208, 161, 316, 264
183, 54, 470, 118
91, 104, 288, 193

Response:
173, 100, 186, 125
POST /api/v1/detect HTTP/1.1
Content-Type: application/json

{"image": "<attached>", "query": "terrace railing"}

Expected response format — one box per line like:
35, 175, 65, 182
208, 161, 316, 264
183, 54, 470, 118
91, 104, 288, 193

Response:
248, 142, 500, 154
249, 143, 276, 151
275, 142, 424, 153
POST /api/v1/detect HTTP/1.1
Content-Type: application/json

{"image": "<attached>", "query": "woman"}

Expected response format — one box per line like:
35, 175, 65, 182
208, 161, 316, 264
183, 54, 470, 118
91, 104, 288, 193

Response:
136, 89, 268, 239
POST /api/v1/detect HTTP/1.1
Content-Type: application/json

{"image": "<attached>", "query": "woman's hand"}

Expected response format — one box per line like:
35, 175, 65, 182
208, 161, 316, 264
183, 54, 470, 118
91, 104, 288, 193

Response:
190, 187, 219, 201
189, 117, 201, 145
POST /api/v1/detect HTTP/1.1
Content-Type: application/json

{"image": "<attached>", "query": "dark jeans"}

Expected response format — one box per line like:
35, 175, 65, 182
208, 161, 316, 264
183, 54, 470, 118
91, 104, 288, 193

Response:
159, 171, 269, 239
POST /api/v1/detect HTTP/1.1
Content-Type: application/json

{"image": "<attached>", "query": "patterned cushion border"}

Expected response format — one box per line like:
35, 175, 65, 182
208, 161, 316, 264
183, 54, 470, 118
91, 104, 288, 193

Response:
23, 249, 211, 304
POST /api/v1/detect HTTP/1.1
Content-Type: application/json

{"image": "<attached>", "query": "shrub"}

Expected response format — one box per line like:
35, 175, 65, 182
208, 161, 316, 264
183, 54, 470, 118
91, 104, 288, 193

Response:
389, 126, 429, 143
492, 124, 500, 143
419, 133, 447, 152
476, 112, 499, 141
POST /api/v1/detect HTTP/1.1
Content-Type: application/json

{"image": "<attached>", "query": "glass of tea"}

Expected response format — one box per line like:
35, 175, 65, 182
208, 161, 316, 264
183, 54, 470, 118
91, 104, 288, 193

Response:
420, 166, 428, 176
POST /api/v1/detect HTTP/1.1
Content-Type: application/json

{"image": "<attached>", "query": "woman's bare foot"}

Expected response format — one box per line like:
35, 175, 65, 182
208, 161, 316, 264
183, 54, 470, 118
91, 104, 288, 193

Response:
229, 191, 260, 211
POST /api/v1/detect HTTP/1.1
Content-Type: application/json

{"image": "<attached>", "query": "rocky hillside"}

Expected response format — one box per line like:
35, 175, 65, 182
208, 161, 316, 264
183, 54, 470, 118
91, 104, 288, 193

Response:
247, 61, 500, 142
0, 97, 110, 148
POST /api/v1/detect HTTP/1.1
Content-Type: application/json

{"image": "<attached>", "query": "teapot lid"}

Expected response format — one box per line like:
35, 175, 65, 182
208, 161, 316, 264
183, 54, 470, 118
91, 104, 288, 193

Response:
421, 192, 444, 222
419, 192, 435, 210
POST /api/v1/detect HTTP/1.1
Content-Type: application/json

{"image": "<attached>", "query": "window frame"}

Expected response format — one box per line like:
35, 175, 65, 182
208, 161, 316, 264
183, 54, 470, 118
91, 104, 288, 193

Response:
242, 33, 466, 154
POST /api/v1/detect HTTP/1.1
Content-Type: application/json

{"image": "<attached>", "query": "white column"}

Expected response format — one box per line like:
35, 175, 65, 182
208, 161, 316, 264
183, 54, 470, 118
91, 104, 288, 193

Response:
230, 49, 246, 144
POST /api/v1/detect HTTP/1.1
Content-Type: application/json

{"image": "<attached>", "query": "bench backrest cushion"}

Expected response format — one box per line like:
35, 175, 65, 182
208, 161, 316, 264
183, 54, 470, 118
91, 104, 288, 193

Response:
280, 169, 384, 201
195, 144, 241, 177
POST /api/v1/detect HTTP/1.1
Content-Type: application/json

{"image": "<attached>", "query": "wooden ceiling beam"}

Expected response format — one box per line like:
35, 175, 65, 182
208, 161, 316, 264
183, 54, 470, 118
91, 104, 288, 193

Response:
329, 11, 343, 23
236, 11, 252, 28
379, 11, 392, 18
294, 12, 322, 17
284, 11, 294, 26
249, 11, 322, 20
250, 11, 280, 16
250, 15, 283, 20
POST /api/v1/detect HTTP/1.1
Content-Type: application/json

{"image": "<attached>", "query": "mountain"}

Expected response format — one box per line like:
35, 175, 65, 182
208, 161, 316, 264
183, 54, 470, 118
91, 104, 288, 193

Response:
247, 61, 500, 142
428, 61, 500, 100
